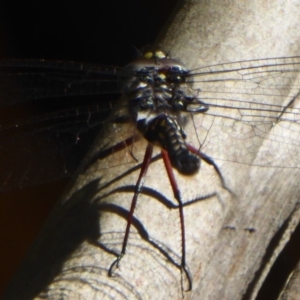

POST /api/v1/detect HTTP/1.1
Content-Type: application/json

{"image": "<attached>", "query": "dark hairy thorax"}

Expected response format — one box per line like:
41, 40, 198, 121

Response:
122, 50, 209, 174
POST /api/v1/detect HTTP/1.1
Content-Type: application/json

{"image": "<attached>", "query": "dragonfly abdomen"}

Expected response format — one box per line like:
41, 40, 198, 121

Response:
141, 113, 200, 175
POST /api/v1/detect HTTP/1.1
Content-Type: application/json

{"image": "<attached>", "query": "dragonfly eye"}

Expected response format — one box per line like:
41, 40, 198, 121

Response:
143, 51, 154, 59
143, 50, 167, 59
154, 50, 167, 59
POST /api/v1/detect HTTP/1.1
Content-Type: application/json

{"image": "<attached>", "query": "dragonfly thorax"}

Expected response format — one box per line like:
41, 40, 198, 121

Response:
122, 53, 207, 175
124, 55, 208, 117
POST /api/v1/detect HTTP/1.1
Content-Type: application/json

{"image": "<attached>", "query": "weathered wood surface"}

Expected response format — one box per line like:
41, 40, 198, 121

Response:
4, 1, 300, 299
279, 260, 300, 300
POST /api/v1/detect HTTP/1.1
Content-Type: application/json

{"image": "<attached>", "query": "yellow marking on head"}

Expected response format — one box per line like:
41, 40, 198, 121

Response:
154, 50, 166, 59
143, 50, 167, 59
144, 51, 153, 59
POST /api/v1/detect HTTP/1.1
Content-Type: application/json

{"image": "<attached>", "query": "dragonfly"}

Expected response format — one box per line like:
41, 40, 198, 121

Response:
1, 50, 300, 290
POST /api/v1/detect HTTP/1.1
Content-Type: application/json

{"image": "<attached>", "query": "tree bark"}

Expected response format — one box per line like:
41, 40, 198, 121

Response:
4, 1, 300, 299
279, 260, 300, 300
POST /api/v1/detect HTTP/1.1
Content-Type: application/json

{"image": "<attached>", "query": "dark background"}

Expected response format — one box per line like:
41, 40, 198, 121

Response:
0, 1, 177, 295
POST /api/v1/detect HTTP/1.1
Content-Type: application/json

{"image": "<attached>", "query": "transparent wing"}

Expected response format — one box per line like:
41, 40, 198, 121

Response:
0, 60, 130, 191
1, 57, 300, 192
188, 56, 300, 168
0, 59, 126, 105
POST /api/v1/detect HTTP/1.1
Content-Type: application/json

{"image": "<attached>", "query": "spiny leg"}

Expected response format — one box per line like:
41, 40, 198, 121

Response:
108, 143, 153, 276
161, 149, 192, 291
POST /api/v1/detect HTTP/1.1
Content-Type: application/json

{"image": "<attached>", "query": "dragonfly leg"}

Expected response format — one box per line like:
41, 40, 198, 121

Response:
108, 143, 153, 276
161, 149, 192, 291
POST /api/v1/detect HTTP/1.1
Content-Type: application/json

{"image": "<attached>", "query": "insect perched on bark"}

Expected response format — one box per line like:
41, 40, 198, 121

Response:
103, 50, 225, 290
1, 49, 300, 291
